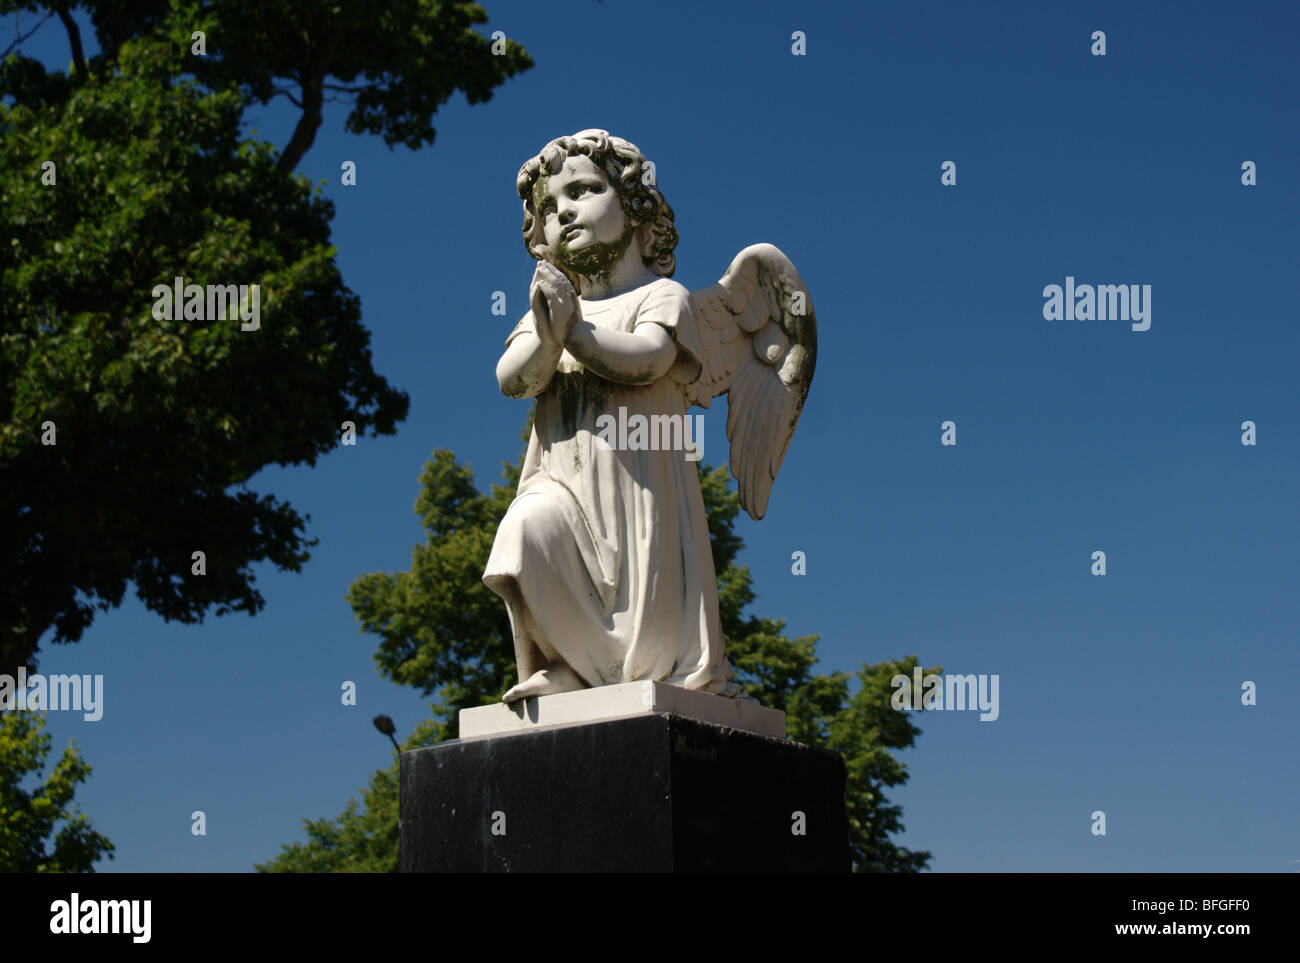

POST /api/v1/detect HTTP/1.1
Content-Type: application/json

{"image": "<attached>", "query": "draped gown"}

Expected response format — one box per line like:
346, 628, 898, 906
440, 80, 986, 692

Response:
482, 277, 746, 697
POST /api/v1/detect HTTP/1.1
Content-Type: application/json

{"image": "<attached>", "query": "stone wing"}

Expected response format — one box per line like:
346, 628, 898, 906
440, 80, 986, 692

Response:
686, 244, 817, 520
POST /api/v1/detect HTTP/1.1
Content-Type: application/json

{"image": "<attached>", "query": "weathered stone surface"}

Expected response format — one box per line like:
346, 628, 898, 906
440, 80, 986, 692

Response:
459, 680, 786, 741
399, 715, 849, 872
483, 129, 817, 707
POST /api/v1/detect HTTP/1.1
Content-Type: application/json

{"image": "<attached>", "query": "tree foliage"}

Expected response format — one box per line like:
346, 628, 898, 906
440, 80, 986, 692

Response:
0, 710, 114, 871
80, 0, 534, 172
0, 1, 531, 675
261, 423, 937, 872
254, 750, 404, 873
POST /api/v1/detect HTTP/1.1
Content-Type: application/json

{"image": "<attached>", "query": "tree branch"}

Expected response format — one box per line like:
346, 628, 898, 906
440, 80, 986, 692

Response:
271, 85, 304, 109
54, 4, 87, 82
275, 23, 345, 174
2, 9, 54, 60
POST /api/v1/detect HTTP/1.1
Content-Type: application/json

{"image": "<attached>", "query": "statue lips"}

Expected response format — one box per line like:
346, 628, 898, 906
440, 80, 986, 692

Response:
557, 225, 588, 264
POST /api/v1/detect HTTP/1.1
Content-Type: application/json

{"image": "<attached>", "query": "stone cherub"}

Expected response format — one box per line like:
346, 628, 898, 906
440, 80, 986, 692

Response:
483, 129, 817, 704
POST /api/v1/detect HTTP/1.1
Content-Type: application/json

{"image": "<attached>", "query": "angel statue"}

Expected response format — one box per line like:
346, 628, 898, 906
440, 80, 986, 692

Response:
483, 129, 817, 704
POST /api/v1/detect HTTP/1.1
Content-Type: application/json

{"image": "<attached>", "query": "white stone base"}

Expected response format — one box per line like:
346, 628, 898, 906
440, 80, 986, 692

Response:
458, 681, 787, 742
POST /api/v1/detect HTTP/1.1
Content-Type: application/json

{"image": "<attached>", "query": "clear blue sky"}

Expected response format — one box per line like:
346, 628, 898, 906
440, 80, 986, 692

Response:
12, 0, 1298, 872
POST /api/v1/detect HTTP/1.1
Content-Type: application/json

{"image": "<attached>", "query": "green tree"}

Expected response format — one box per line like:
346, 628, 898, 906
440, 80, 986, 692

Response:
0, 710, 114, 871
260, 423, 937, 872
0, 1, 531, 676
78, 0, 534, 173
253, 748, 404, 873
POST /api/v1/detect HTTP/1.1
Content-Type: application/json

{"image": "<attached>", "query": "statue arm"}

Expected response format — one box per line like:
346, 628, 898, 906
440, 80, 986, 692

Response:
496, 327, 565, 399
562, 321, 677, 387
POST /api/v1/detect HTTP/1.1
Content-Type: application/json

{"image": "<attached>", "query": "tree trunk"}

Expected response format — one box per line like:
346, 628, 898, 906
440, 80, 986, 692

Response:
276, 74, 325, 174
276, 25, 343, 174
55, 4, 88, 82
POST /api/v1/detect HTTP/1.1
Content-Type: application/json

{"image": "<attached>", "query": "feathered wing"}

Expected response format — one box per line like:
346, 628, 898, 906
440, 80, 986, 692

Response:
686, 243, 817, 520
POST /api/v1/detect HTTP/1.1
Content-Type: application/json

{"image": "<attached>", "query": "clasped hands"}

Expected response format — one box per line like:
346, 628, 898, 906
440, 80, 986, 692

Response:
530, 260, 580, 349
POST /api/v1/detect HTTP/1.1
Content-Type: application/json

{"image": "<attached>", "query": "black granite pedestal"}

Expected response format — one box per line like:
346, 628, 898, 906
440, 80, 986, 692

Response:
399, 714, 850, 872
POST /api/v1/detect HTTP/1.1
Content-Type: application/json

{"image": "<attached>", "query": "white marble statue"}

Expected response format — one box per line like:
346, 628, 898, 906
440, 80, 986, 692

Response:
483, 130, 817, 704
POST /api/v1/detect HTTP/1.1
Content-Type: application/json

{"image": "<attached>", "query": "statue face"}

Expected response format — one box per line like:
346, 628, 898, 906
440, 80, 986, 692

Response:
534, 155, 633, 277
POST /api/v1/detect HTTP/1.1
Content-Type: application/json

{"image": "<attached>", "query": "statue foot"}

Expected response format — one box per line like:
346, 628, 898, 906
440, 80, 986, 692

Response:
503, 664, 585, 703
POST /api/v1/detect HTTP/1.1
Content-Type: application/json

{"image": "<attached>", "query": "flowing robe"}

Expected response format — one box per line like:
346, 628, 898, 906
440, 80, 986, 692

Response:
482, 277, 745, 697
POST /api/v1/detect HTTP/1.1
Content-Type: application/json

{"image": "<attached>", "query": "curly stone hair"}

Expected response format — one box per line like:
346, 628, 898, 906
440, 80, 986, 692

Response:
517, 129, 678, 278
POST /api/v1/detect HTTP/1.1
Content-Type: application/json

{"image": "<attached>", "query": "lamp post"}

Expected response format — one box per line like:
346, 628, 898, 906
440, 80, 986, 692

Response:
372, 714, 400, 753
